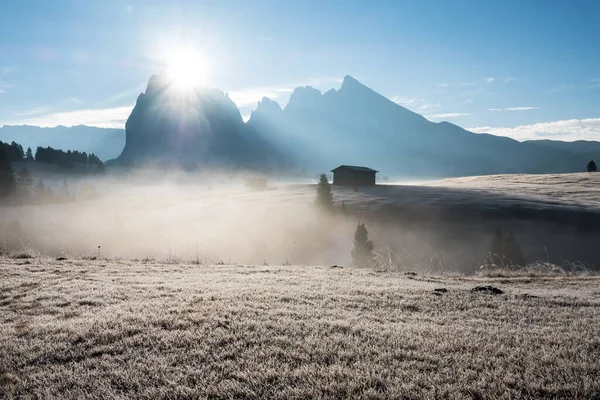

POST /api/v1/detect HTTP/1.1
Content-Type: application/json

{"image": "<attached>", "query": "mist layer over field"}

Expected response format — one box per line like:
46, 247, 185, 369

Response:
2, 172, 600, 271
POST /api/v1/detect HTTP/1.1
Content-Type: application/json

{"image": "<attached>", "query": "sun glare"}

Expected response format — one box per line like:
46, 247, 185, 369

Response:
165, 49, 209, 90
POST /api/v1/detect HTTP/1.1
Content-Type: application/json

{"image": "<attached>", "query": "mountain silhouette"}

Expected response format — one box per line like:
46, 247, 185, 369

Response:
96, 73, 600, 176
249, 75, 600, 177
118, 72, 283, 169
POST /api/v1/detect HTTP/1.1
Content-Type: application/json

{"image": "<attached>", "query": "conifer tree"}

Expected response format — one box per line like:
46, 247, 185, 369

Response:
26, 147, 34, 160
587, 160, 597, 172
0, 149, 17, 200
315, 173, 334, 212
352, 221, 375, 267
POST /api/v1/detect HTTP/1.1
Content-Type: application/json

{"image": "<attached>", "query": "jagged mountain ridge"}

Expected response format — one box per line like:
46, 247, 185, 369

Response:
118, 72, 284, 169
248, 75, 600, 177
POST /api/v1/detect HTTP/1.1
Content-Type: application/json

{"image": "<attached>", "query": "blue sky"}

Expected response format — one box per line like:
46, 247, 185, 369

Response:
1, 0, 599, 141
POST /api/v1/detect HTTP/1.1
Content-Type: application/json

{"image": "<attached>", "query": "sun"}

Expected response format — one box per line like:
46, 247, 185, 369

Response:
165, 48, 209, 90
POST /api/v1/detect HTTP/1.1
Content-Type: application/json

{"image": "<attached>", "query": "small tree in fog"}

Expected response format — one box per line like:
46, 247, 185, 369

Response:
315, 173, 334, 211
352, 222, 374, 267
504, 230, 525, 267
587, 160, 597, 172
25, 147, 34, 160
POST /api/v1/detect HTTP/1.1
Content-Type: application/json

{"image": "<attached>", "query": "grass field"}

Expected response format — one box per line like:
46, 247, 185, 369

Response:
2, 256, 599, 399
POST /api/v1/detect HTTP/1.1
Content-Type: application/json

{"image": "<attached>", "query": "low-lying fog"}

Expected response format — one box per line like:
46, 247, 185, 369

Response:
2, 171, 600, 271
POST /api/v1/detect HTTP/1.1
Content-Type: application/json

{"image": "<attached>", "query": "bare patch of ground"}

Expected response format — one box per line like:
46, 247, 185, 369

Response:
1, 257, 599, 399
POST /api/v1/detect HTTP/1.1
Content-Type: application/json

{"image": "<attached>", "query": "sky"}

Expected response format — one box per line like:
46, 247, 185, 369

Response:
1, 0, 600, 141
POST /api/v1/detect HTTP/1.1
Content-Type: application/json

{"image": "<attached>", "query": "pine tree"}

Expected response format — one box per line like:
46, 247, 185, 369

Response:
17, 168, 33, 198
488, 229, 505, 265
587, 160, 597, 172
504, 230, 525, 266
0, 149, 17, 200
10, 141, 24, 159
351, 222, 375, 267
26, 147, 34, 160
315, 173, 334, 211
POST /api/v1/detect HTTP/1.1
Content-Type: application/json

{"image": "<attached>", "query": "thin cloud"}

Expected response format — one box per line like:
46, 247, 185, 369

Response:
505, 106, 540, 111
390, 96, 441, 114
427, 112, 471, 119
504, 77, 516, 83
470, 118, 600, 141
126, 5, 133, 14
2, 106, 133, 128
13, 106, 53, 117
437, 83, 450, 88
488, 106, 540, 112
485, 77, 495, 83
98, 84, 146, 106
258, 37, 275, 42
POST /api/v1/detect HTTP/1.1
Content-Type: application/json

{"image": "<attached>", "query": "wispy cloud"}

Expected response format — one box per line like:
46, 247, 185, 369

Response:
505, 106, 540, 111
98, 84, 146, 106
437, 82, 478, 88
258, 37, 275, 42
390, 96, 442, 114
504, 77, 516, 83
427, 112, 471, 119
485, 77, 495, 83
125, 5, 134, 14
488, 106, 540, 112
470, 118, 600, 141
12, 106, 53, 117
2, 106, 133, 128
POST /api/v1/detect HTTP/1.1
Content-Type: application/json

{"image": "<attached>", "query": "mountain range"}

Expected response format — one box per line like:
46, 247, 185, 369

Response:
4, 74, 600, 177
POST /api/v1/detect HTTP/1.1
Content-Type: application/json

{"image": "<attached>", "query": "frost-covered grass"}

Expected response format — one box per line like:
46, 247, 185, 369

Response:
1, 257, 599, 399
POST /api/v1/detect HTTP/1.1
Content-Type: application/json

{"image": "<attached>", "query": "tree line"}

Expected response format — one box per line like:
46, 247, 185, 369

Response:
0, 140, 104, 170
1, 145, 100, 204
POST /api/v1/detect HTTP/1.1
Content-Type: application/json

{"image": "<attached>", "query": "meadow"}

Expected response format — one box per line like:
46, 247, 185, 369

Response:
1, 256, 599, 399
